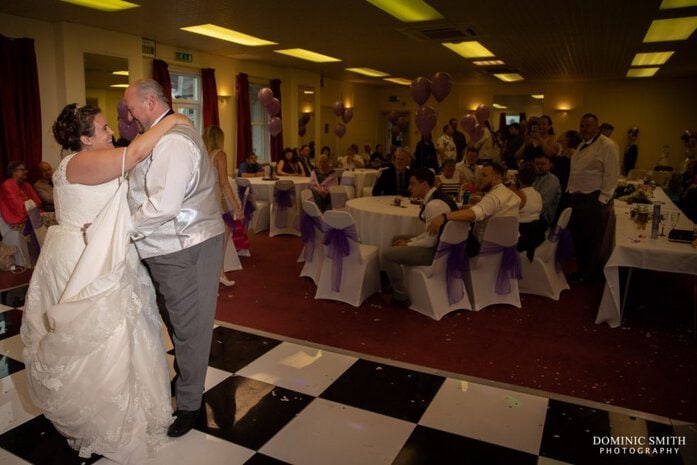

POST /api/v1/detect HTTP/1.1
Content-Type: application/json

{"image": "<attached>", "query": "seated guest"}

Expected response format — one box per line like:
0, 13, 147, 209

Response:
33, 161, 55, 212
372, 148, 412, 197
427, 162, 520, 235
369, 144, 386, 168
298, 144, 314, 177
238, 150, 265, 177
436, 159, 461, 198
532, 153, 561, 225
360, 144, 372, 166
455, 147, 481, 187
277, 147, 307, 176
338, 144, 365, 170
308, 154, 338, 213
382, 168, 458, 306
512, 163, 546, 261
0, 160, 43, 229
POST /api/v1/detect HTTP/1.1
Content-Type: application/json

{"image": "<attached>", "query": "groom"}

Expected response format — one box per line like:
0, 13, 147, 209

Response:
123, 79, 224, 437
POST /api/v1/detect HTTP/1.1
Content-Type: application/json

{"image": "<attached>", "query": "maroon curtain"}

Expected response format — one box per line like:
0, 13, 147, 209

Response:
236, 73, 252, 168
152, 59, 173, 108
499, 112, 507, 130
201, 68, 219, 128
269, 78, 283, 162
0, 35, 42, 181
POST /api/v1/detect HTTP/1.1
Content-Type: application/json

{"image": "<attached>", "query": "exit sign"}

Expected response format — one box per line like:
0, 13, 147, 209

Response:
175, 52, 193, 62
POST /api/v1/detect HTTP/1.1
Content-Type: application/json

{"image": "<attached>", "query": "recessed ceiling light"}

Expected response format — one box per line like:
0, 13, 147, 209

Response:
365, 0, 443, 22
631, 51, 674, 66
112, 70, 129, 76
181, 24, 276, 46
303, 90, 315, 95
443, 41, 495, 59
494, 73, 524, 82
274, 48, 341, 63
660, 0, 697, 9
60, 0, 139, 11
472, 60, 505, 66
531, 94, 545, 99
492, 103, 508, 109
626, 67, 660, 78
346, 67, 390, 77
383, 77, 412, 85
109, 84, 129, 88
643, 17, 697, 42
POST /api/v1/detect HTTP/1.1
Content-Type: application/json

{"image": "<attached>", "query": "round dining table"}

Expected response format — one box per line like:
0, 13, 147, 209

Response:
346, 196, 423, 265
246, 175, 310, 202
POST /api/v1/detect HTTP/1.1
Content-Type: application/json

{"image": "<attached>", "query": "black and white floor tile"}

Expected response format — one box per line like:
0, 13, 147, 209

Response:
0, 302, 694, 465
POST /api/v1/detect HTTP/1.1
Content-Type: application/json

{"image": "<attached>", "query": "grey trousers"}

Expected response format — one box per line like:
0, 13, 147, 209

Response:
382, 235, 436, 301
144, 234, 224, 411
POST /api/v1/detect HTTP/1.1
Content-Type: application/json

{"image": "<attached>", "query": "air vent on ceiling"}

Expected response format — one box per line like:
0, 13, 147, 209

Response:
398, 23, 480, 42
142, 38, 156, 58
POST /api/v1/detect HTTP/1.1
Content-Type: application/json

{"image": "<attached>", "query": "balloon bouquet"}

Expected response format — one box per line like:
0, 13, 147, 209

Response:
258, 87, 282, 137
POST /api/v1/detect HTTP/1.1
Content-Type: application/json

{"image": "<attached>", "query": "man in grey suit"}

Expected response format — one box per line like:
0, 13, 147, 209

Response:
124, 79, 225, 437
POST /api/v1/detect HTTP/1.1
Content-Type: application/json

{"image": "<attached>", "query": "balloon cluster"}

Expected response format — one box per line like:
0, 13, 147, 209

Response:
460, 105, 490, 143
258, 87, 282, 137
298, 113, 311, 137
409, 72, 453, 135
332, 100, 353, 138
117, 100, 138, 142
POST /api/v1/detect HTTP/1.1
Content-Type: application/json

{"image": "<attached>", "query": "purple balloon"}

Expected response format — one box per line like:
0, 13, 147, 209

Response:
410, 77, 431, 106
341, 108, 353, 124
258, 87, 274, 106
430, 72, 453, 103
332, 101, 345, 117
460, 114, 476, 134
265, 97, 281, 117
334, 123, 346, 138
298, 126, 306, 137
117, 100, 138, 141
300, 113, 311, 125
475, 104, 490, 124
415, 106, 437, 135
268, 117, 282, 137
387, 111, 399, 124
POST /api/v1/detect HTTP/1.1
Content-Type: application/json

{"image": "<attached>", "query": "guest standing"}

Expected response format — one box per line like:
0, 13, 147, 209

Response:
623, 127, 639, 175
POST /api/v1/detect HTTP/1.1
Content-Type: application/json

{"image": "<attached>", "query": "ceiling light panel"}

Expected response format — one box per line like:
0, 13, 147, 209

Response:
61, 0, 139, 11
631, 51, 674, 66
346, 67, 390, 77
443, 41, 495, 58
472, 60, 505, 66
274, 48, 341, 63
660, 0, 697, 9
181, 24, 277, 46
493, 73, 524, 82
626, 67, 660, 77
383, 77, 412, 85
365, 0, 444, 22
643, 17, 697, 42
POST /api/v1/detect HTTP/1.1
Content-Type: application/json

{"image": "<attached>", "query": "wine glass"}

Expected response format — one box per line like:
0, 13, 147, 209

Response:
669, 211, 680, 232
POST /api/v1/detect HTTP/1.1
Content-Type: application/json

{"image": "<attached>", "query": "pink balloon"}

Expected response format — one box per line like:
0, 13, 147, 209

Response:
460, 114, 476, 133
334, 123, 346, 138
117, 100, 138, 141
265, 97, 281, 117
258, 87, 274, 106
268, 117, 282, 137
430, 72, 453, 103
415, 106, 437, 135
475, 104, 490, 124
332, 101, 345, 117
387, 111, 399, 124
341, 108, 353, 124
410, 77, 431, 106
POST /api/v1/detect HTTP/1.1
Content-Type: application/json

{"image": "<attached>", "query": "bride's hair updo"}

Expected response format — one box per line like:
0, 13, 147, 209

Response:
52, 103, 101, 151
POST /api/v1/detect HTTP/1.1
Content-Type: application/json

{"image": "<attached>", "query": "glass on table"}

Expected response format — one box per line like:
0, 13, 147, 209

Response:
669, 211, 680, 232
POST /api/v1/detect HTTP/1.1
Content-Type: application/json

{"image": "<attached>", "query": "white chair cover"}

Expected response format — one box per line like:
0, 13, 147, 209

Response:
269, 180, 300, 237
227, 176, 249, 258
329, 185, 351, 210
361, 171, 379, 197
518, 207, 572, 300
300, 189, 314, 203
298, 200, 325, 285
404, 221, 472, 320
339, 172, 357, 199
466, 215, 521, 311
314, 210, 380, 307
0, 211, 30, 267
236, 177, 270, 233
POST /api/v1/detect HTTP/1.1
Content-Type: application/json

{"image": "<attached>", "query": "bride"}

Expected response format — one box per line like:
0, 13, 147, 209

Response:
21, 103, 190, 463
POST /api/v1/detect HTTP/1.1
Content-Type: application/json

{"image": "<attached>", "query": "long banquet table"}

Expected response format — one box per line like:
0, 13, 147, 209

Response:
596, 188, 697, 327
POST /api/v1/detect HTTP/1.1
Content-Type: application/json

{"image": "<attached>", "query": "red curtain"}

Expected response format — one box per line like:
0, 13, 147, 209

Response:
236, 73, 252, 168
269, 78, 283, 162
201, 68, 219, 128
152, 59, 173, 108
0, 35, 42, 182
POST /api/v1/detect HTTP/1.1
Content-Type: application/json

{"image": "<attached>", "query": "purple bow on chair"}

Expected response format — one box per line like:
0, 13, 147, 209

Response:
479, 241, 522, 295
322, 224, 358, 291
273, 188, 294, 228
434, 240, 469, 305
300, 212, 324, 261
548, 224, 574, 273
237, 185, 256, 231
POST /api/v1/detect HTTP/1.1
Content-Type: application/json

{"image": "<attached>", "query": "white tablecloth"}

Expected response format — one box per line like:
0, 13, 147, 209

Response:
596, 194, 697, 327
247, 176, 310, 202
341, 169, 379, 197
346, 196, 423, 263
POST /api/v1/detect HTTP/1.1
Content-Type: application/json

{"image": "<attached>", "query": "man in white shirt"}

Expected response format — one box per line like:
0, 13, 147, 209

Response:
567, 113, 619, 283
532, 153, 561, 225
436, 124, 457, 166
456, 147, 481, 186
383, 168, 458, 306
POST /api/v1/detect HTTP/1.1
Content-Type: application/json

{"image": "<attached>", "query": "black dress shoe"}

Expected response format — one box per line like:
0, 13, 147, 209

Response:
167, 409, 198, 437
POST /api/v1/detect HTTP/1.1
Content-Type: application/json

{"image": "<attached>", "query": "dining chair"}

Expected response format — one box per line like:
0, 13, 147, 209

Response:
269, 180, 301, 237
297, 200, 325, 285
329, 185, 351, 210
339, 172, 357, 199
0, 211, 30, 268
465, 215, 521, 311
236, 177, 270, 233
300, 188, 314, 203
361, 171, 379, 197
403, 220, 472, 320
228, 176, 250, 258
314, 210, 380, 307
518, 207, 572, 300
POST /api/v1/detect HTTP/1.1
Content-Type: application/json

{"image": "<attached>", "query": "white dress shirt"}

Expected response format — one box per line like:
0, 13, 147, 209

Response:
471, 183, 520, 221
408, 187, 451, 248
568, 134, 620, 204
519, 186, 542, 223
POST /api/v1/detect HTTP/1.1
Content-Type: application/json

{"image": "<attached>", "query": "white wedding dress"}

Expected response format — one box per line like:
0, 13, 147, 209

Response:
21, 153, 172, 464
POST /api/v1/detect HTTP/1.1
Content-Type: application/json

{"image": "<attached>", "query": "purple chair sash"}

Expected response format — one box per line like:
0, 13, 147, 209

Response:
434, 240, 468, 305
300, 212, 324, 261
238, 185, 256, 231
273, 188, 295, 228
479, 241, 522, 295
549, 224, 574, 273
322, 224, 358, 292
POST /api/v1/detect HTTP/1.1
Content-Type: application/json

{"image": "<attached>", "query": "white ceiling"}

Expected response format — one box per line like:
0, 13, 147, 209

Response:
2, 0, 697, 86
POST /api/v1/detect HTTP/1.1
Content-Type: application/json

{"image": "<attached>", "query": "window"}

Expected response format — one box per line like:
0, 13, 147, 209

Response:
249, 81, 270, 163
170, 69, 202, 132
